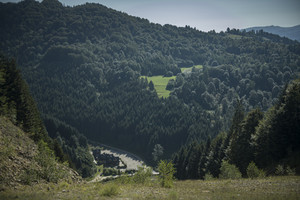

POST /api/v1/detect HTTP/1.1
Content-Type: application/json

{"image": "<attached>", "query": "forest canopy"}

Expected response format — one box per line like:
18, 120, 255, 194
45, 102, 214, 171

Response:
0, 0, 299, 169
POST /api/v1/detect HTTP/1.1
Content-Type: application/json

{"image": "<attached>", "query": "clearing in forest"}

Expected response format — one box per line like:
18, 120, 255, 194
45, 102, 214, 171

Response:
180, 65, 203, 73
141, 75, 176, 98
141, 65, 202, 98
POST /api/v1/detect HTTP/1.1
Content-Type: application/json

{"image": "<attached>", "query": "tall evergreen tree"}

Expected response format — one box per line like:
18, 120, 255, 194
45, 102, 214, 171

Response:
225, 99, 244, 161
205, 132, 227, 177
253, 79, 300, 173
228, 108, 263, 175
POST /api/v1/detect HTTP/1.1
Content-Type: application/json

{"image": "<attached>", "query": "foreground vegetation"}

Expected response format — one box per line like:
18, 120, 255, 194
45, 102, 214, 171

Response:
0, 176, 299, 200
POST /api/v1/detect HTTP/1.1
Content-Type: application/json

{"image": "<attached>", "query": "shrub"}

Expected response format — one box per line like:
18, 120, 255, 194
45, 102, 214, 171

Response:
20, 167, 39, 185
167, 190, 179, 200
275, 165, 285, 176
246, 161, 265, 179
158, 160, 175, 188
102, 168, 120, 176
100, 183, 119, 197
35, 140, 64, 183
204, 172, 215, 181
219, 160, 242, 179
286, 166, 296, 176
275, 165, 296, 176
116, 175, 132, 184
133, 166, 152, 184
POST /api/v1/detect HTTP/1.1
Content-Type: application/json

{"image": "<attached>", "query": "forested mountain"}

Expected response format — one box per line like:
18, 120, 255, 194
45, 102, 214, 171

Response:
245, 25, 300, 42
0, 0, 299, 170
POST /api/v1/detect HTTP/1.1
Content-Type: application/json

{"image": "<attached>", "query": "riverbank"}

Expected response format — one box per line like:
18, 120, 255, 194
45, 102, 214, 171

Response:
88, 142, 148, 182
97, 143, 145, 171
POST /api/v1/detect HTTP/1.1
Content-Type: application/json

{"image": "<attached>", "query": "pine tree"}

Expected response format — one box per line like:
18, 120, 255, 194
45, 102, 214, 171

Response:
225, 99, 244, 161
205, 133, 226, 177
253, 79, 300, 172
228, 108, 263, 175
173, 146, 187, 180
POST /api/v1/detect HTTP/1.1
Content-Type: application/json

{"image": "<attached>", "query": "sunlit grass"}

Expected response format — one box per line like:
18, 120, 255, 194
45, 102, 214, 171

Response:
1, 176, 299, 200
226, 33, 244, 39
180, 65, 203, 73
141, 65, 202, 98
141, 75, 176, 98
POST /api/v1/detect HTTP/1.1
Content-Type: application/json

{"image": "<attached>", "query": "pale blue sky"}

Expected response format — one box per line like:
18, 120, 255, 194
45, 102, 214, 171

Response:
1, 0, 300, 32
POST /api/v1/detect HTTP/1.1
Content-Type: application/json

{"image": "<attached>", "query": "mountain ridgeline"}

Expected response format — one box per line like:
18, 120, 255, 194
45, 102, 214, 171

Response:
245, 25, 300, 42
0, 0, 300, 176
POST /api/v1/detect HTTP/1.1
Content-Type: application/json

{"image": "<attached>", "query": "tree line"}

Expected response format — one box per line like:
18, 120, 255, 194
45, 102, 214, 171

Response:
172, 79, 300, 179
0, 55, 96, 178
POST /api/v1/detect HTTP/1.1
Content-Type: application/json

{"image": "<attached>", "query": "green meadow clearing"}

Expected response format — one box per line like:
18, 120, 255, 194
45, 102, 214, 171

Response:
141, 75, 176, 98
141, 65, 203, 98
180, 65, 203, 73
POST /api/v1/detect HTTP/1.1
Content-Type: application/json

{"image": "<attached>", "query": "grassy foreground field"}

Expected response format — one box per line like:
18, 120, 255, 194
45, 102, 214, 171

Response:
1, 176, 299, 200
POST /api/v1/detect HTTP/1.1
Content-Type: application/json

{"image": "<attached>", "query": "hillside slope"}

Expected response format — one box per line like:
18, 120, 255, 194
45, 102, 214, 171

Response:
0, 117, 80, 186
173, 79, 300, 180
245, 25, 300, 42
0, 0, 300, 163
0, 55, 81, 185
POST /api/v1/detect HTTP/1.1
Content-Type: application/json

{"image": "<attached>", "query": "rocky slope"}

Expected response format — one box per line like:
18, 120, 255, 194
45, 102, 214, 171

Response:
0, 117, 80, 188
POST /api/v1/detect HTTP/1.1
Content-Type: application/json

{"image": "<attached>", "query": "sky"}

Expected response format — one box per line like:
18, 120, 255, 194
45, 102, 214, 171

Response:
1, 0, 300, 32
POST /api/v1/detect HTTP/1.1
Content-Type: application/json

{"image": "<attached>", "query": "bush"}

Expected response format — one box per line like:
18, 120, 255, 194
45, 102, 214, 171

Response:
164, 71, 173, 77
158, 160, 175, 188
246, 162, 265, 179
204, 172, 215, 181
275, 165, 285, 176
286, 166, 296, 176
275, 165, 296, 176
102, 168, 120, 176
35, 140, 65, 183
100, 183, 119, 197
116, 175, 132, 184
20, 167, 39, 185
133, 166, 152, 184
219, 160, 242, 179
167, 190, 179, 200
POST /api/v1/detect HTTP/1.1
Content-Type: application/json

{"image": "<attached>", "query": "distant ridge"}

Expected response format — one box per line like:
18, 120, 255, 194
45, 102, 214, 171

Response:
244, 25, 300, 42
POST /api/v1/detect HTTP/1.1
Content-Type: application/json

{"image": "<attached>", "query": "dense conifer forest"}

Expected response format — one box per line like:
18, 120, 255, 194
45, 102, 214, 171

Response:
173, 79, 300, 179
0, 55, 80, 184
0, 0, 299, 178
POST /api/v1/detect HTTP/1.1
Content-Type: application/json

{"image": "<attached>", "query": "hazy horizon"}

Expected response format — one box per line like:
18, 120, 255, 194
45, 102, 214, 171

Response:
1, 0, 300, 32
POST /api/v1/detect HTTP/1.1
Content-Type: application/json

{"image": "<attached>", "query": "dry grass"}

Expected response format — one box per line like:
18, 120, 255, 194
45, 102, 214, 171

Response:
0, 176, 299, 200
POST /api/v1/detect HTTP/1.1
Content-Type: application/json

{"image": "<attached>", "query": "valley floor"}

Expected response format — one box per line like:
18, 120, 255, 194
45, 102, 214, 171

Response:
0, 176, 299, 200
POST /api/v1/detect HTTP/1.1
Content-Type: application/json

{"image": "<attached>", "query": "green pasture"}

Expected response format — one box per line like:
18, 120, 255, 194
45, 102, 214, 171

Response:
141, 75, 176, 98
141, 65, 202, 98
180, 65, 203, 73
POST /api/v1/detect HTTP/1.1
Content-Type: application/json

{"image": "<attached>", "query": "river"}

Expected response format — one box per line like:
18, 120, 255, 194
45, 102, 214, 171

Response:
89, 142, 149, 182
